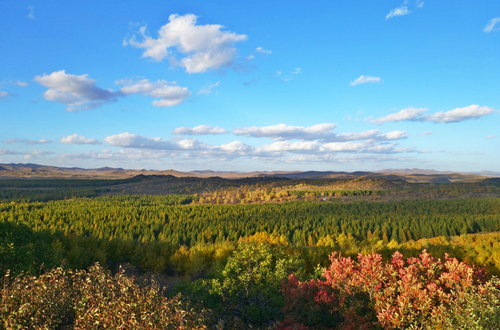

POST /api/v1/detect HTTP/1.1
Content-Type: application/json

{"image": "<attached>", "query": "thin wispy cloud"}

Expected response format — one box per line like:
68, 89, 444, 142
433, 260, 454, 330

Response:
386, 6, 410, 19
0, 91, 13, 100
125, 14, 247, 73
172, 125, 227, 135
419, 131, 433, 135
350, 75, 381, 86
426, 105, 495, 123
371, 107, 427, 124
198, 81, 220, 95
4, 138, 52, 145
23, 150, 55, 160
416, 0, 424, 9
255, 47, 271, 54
27, 5, 34, 20
484, 18, 500, 33
371, 105, 495, 124
0, 149, 18, 155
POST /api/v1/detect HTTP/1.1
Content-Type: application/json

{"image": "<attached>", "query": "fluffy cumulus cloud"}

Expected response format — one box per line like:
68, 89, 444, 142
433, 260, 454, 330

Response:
125, 14, 247, 73
59, 134, 101, 145
34, 71, 120, 111
4, 138, 52, 144
35, 71, 191, 110
350, 75, 382, 86
117, 78, 191, 107
234, 123, 338, 141
425, 105, 495, 123
172, 125, 227, 135
386, 6, 411, 19
232, 124, 408, 143
103, 132, 204, 150
484, 18, 500, 33
376, 130, 409, 140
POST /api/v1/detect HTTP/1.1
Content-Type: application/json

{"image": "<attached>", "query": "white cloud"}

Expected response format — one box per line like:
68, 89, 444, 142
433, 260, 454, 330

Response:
4, 138, 52, 144
23, 150, 55, 160
59, 134, 101, 145
350, 75, 381, 86
35, 71, 120, 111
0, 149, 18, 155
371, 107, 428, 124
258, 141, 319, 153
27, 150, 54, 156
371, 105, 495, 124
416, 0, 424, 8
0, 91, 15, 100
8, 80, 28, 87
172, 125, 227, 135
198, 81, 220, 95
59, 149, 168, 162
28, 5, 34, 20
233, 124, 408, 143
419, 131, 433, 135
117, 78, 191, 107
376, 130, 409, 141
425, 105, 495, 123
219, 141, 252, 153
104, 132, 203, 150
386, 6, 411, 19
484, 18, 500, 33
255, 47, 271, 54
234, 123, 337, 141
332, 129, 381, 141
125, 14, 247, 73
292, 68, 301, 74
486, 135, 495, 139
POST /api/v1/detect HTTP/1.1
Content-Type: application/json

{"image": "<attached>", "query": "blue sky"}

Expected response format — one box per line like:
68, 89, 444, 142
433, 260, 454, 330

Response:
1, 0, 499, 172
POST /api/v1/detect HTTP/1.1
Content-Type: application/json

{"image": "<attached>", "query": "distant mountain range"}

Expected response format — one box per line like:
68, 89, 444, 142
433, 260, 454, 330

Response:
1, 163, 499, 183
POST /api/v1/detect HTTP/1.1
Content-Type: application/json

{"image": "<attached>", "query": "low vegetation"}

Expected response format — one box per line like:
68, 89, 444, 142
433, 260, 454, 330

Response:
1, 176, 500, 328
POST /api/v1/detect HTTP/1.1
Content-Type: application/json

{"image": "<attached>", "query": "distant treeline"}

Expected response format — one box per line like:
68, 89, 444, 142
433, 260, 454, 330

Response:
289, 189, 388, 197
0, 176, 148, 188
0, 187, 109, 203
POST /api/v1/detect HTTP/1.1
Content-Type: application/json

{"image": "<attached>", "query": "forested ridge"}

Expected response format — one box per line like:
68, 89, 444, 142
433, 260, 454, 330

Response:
2, 196, 499, 246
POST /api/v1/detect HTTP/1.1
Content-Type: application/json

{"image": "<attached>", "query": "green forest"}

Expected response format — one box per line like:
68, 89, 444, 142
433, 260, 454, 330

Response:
1, 176, 500, 329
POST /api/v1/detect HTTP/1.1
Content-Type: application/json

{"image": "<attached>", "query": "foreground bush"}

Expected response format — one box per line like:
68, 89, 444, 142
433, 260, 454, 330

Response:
0, 264, 210, 329
280, 250, 500, 329
208, 241, 304, 325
